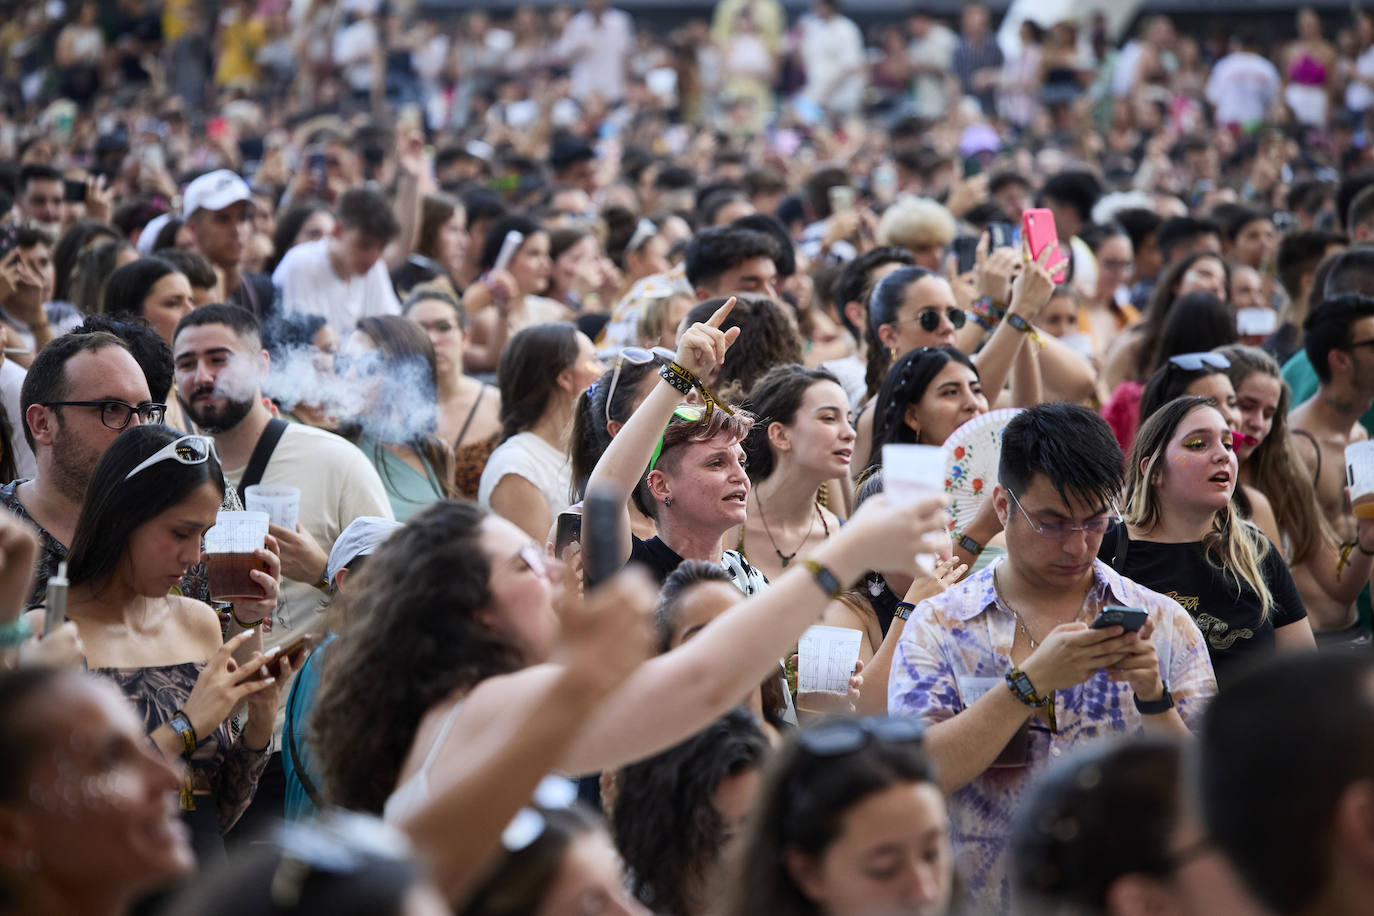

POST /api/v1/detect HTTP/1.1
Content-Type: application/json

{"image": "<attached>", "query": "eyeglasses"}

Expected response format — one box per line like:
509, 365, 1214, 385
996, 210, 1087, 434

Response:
1006, 488, 1120, 539
124, 435, 218, 481
501, 776, 579, 853
648, 405, 705, 473
1099, 259, 1135, 277
42, 399, 166, 431
798, 716, 925, 757
605, 346, 674, 424
1167, 352, 1231, 373
1342, 338, 1374, 351
895, 306, 967, 334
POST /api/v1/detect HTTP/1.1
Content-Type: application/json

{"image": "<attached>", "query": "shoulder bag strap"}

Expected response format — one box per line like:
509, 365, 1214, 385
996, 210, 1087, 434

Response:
236, 418, 289, 505
283, 651, 325, 809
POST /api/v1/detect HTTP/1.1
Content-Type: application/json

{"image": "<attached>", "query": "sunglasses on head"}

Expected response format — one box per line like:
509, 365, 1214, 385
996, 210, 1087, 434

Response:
798, 716, 925, 757
605, 346, 675, 425
124, 435, 218, 481
648, 405, 706, 473
1167, 352, 1231, 373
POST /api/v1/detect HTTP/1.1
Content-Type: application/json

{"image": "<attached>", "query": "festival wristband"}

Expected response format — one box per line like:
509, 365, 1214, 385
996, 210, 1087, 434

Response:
802, 559, 843, 599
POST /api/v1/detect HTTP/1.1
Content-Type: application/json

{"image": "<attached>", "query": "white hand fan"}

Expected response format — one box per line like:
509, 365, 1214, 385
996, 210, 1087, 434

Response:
942, 408, 1023, 531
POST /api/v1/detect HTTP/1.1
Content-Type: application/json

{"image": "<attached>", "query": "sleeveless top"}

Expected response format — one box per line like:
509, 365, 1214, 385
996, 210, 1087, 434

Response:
383, 699, 465, 823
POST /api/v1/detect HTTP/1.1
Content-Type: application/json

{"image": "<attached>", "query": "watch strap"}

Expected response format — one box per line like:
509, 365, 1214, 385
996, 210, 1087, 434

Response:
1004, 667, 1050, 707
894, 601, 916, 620
1133, 685, 1175, 715
802, 559, 843, 599
168, 711, 198, 757
955, 533, 983, 554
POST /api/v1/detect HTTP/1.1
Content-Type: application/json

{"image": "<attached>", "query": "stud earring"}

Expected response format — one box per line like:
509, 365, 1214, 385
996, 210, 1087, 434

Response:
664, 496, 673, 507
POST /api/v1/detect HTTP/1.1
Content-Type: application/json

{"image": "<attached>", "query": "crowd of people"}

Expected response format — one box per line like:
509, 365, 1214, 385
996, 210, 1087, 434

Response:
3, 0, 1374, 914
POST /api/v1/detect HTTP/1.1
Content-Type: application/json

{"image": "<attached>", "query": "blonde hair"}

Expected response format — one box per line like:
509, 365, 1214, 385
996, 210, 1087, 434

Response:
876, 196, 957, 249
1125, 396, 1274, 621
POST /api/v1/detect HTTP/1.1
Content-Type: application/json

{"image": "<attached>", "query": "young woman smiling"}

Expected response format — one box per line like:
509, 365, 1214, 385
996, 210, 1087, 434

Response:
462, 215, 572, 372
1109, 396, 1314, 687
731, 365, 854, 584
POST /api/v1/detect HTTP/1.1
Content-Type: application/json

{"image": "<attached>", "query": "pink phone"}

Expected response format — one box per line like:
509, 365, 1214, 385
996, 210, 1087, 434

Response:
1022, 208, 1068, 283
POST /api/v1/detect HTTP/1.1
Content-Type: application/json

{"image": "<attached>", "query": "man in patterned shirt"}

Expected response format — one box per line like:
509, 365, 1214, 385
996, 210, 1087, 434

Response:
889, 403, 1217, 914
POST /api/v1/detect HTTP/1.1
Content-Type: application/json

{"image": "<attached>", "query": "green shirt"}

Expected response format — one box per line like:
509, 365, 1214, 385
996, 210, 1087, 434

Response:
1281, 351, 1374, 435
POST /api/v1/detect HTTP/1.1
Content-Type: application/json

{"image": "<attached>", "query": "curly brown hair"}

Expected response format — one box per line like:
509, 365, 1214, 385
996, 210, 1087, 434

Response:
310, 501, 522, 813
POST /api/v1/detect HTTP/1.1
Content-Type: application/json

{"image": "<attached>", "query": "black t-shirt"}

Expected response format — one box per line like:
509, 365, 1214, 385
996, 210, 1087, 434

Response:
1100, 534, 1307, 687
628, 535, 686, 586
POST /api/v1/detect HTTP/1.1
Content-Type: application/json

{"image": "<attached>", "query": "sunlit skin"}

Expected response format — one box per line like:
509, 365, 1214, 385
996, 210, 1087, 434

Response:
1177, 256, 1227, 300
1233, 372, 1282, 465
1184, 373, 1240, 427
1152, 406, 1239, 516
881, 276, 961, 353
533, 829, 649, 916
904, 361, 989, 447
140, 271, 195, 346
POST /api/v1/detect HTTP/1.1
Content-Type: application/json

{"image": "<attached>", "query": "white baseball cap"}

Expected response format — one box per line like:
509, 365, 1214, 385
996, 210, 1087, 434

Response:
182, 169, 253, 217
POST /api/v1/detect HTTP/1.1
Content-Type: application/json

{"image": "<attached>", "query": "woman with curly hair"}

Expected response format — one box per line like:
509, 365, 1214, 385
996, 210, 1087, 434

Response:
612, 708, 769, 916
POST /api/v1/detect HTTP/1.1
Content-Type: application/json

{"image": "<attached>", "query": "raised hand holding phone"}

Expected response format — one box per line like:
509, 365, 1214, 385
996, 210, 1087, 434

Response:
1022, 208, 1068, 284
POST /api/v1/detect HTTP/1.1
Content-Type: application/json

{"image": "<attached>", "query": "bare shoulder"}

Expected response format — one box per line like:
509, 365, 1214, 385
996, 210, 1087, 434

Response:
173, 596, 227, 653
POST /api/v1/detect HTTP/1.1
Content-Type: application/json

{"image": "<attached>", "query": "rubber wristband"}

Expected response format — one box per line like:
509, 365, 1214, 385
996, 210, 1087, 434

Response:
658, 363, 694, 395
230, 607, 263, 629
802, 559, 843, 599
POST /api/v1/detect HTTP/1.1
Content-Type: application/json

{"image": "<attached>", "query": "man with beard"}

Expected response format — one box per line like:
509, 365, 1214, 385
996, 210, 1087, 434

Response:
171, 303, 390, 835
0, 332, 166, 605
16, 165, 64, 237
183, 169, 277, 320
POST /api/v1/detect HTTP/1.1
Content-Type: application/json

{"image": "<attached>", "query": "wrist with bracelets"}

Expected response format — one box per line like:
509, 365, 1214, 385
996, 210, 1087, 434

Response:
659, 361, 696, 396
230, 607, 264, 629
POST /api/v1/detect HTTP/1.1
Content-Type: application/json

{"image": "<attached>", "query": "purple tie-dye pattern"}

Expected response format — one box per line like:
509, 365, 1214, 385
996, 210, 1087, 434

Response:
888, 557, 1217, 914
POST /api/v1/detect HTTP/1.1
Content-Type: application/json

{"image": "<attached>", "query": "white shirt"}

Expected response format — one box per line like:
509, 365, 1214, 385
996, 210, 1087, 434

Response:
0, 358, 33, 479
556, 9, 633, 102
273, 238, 402, 336
799, 14, 866, 113
333, 19, 378, 92
1206, 52, 1280, 126
478, 432, 572, 520
1349, 46, 1374, 112
908, 24, 957, 119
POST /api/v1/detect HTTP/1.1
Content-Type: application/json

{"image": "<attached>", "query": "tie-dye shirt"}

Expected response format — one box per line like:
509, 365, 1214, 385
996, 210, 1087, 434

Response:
888, 557, 1216, 914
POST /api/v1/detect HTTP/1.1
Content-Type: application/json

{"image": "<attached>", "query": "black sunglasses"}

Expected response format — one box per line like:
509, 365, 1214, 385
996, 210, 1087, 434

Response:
798, 716, 925, 757
898, 306, 967, 333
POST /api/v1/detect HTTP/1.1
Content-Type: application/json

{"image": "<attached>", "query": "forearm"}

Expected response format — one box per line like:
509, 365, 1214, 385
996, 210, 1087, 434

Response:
922, 686, 1032, 793
858, 617, 905, 716
1037, 332, 1099, 403
386, 172, 421, 269
970, 321, 1025, 401
1008, 338, 1042, 408
1138, 707, 1192, 739
587, 379, 678, 505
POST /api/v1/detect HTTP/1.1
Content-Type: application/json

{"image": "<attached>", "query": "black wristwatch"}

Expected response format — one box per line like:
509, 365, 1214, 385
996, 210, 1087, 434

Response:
1133, 685, 1175, 715
894, 601, 916, 620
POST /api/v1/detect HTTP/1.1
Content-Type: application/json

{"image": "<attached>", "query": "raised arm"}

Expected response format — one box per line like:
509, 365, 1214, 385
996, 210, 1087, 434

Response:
585, 297, 741, 567
971, 242, 1056, 401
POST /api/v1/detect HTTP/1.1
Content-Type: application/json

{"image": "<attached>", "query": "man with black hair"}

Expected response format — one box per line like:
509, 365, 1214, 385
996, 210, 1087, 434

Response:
1042, 170, 1102, 298
823, 246, 914, 407
683, 226, 780, 302
1114, 208, 1164, 309
1290, 178, 1338, 230
1200, 653, 1374, 915
989, 172, 1031, 221
1268, 229, 1349, 362
273, 186, 402, 335
1154, 215, 1222, 266
16, 164, 63, 237
1289, 294, 1374, 646
1336, 170, 1374, 232
549, 135, 598, 197
1282, 248, 1374, 436
1, 332, 161, 605
891, 402, 1215, 913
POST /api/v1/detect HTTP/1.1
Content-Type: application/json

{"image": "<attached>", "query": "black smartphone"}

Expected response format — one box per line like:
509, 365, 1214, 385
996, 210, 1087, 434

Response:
1090, 605, 1149, 632
64, 178, 87, 203
952, 235, 981, 274
582, 487, 621, 591
987, 221, 1020, 251
554, 511, 582, 559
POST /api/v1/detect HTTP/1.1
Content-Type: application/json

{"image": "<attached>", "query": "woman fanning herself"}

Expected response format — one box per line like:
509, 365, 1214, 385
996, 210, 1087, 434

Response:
731, 365, 854, 583
30, 425, 287, 862
314, 371, 949, 824
722, 717, 955, 916
1107, 396, 1314, 687
404, 291, 501, 451
1217, 345, 1374, 634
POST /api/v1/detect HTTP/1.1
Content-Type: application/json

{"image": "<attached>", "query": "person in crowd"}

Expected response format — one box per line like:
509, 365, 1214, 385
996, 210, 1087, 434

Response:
1012, 737, 1265, 915
69, 238, 139, 319
683, 226, 781, 303
546, 225, 618, 314
171, 304, 393, 835
722, 716, 955, 916
890, 402, 1217, 913
35, 424, 285, 861
867, 346, 987, 463
462, 215, 570, 372
261, 312, 340, 433
732, 365, 851, 584
1110, 395, 1314, 686
1077, 223, 1140, 361
183, 170, 276, 320
404, 290, 501, 452
677, 294, 805, 402
0, 668, 196, 915
157, 248, 220, 309
391, 194, 469, 302
2, 332, 162, 605
826, 246, 916, 407
479, 322, 602, 541
100, 257, 196, 347
1200, 653, 1374, 916
1289, 293, 1374, 636
874, 197, 957, 272
268, 201, 338, 276
1269, 228, 1348, 362
611, 708, 769, 916
0, 227, 73, 365
340, 315, 454, 522
274, 187, 403, 335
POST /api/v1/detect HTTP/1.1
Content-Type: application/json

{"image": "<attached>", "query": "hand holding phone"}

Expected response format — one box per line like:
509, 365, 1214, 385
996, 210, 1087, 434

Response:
250, 633, 316, 681
1090, 605, 1149, 633
1022, 208, 1069, 284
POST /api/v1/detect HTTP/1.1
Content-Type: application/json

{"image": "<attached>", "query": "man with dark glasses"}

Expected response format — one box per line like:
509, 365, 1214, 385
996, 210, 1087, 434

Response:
889, 403, 1216, 914
0, 331, 161, 606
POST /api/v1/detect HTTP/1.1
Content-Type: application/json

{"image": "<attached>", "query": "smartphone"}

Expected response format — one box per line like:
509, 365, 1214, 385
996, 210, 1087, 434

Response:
251, 633, 317, 680
827, 185, 855, 215
63, 178, 86, 203
493, 230, 525, 273
1022, 208, 1068, 284
1090, 605, 1149, 633
952, 235, 981, 275
207, 116, 228, 141
140, 143, 165, 173
581, 486, 621, 591
963, 157, 983, 178
307, 150, 327, 193
554, 510, 582, 559
987, 221, 1020, 251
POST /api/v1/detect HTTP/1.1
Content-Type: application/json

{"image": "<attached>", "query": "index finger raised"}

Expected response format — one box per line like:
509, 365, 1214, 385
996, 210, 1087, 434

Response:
705, 296, 737, 329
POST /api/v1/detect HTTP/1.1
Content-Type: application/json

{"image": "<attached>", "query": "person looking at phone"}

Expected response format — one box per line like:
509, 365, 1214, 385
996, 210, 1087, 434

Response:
890, 402, 1216, 914
273, 187, 404, 337
15, 164, 64, 239
1107, 395, 1313, 687
26, 425, 286, 863
0, 226, 73, 364
183, 169, 276, 322
1, 332, 160, 606
461, 215, 571, 372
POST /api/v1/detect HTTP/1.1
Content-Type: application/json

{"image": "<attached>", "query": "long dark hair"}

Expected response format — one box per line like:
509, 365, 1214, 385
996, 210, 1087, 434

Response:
869, 346, 978, 467
311, 502, 521, 814
741, 364, 842, 482
496, 322, 581, 444
613, 709, 769, 916
723, 724, 940, 916
53, 220, 118, 302
681, 296, 805, 401
460, 804, 602, 916
349, 315, 456, 499
269, 201, 332, 274
415, 194, 462, 262
100, 256, 179, 318
67, 425, 226, 589
864, 266, 937, 399
1135, 252, 1231, 379
569, 358, 658, 501
1142, 291, 1237, 378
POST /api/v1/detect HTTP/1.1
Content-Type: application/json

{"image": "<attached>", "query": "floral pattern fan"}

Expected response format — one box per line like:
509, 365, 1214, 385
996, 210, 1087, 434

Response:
943, 408, 1023, 531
